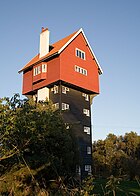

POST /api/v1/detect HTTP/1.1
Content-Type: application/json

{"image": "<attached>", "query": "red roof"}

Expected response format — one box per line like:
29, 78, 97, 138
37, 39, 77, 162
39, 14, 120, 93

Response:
19, 30, 78, 73
19, 29, 103, 74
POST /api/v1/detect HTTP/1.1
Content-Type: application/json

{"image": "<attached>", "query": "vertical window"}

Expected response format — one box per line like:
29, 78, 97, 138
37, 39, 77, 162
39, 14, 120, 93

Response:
42, 64, 47, 72
76, 165, 81, 176
37, 66, 41, 74
85, 165, 92, 175
76, 48, 85, 60
84, 126, 90, 135
83, 109, 90, 117
87, 146, 91, 154
33, 66, 41, 76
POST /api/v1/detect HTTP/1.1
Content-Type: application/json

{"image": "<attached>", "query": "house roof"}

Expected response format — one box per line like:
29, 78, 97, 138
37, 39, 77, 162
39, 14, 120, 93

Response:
19, 28, 103, 74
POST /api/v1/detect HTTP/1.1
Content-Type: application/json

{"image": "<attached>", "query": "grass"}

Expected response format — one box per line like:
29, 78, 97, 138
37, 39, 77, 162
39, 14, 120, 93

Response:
92, 179, 140, 195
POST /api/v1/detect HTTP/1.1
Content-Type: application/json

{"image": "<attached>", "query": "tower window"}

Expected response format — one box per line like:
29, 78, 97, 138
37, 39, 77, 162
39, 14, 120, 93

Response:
83, 109, 90, 117
62, 86, 69, 94
87, 146, 91, 154
51, 85, 58, 94
42, 64, 47, 72
75, 65, 87, 76
82, 93, 89, 101
85, 165, 92, 175
84, 126, 90, 135
76, 48, 85, 60
62, 103, 69, 110
53, 103, 59, 110
76, 165, 81, 176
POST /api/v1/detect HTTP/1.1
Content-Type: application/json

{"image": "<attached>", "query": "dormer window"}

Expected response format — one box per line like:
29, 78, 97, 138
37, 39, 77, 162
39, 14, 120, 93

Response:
76, 48, 85, 60
42, 64, 47, 72
33, 66, 41, 76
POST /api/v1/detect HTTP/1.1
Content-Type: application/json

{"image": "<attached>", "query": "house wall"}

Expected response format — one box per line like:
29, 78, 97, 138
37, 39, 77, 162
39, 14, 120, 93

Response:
60, 33, 99, 94
22, 69, 33, 94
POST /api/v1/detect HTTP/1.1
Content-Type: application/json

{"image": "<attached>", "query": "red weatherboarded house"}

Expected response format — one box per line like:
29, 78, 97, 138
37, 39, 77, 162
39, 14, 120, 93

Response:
19, 27, 102, 179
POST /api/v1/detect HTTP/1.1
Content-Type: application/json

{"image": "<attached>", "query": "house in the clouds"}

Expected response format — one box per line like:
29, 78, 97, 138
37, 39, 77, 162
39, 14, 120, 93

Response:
19, 27, 102, 179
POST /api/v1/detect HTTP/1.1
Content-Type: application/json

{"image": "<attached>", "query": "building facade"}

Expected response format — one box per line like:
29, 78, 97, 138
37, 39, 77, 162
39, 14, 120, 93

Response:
19, 27, 102, 179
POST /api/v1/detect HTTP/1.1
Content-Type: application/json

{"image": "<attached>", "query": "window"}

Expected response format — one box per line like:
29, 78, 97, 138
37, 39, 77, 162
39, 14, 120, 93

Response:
82, 93, 89, 101
76, 48, 85, 60
33, 66, 41, 76
76, 165, 81, 176
65, 123, 70, 129
75, 65, 87, 76
84, 126, 90, 135
42, 64, 47, 72
87, 146, 91, 154
62, 103, 69, 110
62, 86, 69, 94
85, 165, 91, 175
83, 109, 90, 117
53, 103, 59, 110
51, 85, 58, 94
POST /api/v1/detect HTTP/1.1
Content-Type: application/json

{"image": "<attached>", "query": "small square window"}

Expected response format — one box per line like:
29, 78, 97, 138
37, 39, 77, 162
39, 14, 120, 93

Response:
51, 85, 58, 94
83, 109, 90, 117
53, 103, 59, 110
87, 146, 91, 154
62, 103, 69, 110
82, 93, 89, 101
84, 126, 90, 135
62, 86, 69, 94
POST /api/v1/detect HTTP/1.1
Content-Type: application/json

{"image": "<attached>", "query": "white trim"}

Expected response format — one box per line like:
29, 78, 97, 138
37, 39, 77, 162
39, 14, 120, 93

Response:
76, 48, 86, 60
58, 28, 103, 74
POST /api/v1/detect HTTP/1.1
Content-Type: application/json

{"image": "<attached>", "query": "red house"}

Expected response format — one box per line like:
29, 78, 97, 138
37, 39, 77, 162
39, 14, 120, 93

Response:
19, 27, 102, 179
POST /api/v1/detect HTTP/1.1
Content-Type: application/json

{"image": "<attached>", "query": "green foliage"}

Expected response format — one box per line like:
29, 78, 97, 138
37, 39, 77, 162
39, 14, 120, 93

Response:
92, 132, 140, 179
0, 94, 79, 195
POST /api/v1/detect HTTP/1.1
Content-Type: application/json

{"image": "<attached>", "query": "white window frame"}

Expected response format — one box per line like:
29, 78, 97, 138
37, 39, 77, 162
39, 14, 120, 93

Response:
84, 126, 90, 135
75, 65, 87, 76
76, 48, 85, 60
62, 103, 69, 110
53, 103, 59, 110
33, 66, 41, 76
51, 85, 58, 94
83, 109, 90, 117
85, 165, 92, 175
42, 64, 47, 73
82, 93, 89, 101
62, 86, 69, 94
87, 146, 91, 154
76, 165, 81, 176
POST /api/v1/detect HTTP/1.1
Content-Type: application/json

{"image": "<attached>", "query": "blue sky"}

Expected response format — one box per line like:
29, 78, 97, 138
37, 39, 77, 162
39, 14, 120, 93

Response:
0, 0, 140, 140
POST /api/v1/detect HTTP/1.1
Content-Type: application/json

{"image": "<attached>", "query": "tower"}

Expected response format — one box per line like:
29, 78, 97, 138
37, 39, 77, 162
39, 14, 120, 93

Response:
19, 27, 102, 179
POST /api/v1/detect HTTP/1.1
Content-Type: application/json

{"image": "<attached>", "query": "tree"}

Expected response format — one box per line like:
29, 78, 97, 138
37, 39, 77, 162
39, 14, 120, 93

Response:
0, 94, 79, 195
92, 132, 140, 179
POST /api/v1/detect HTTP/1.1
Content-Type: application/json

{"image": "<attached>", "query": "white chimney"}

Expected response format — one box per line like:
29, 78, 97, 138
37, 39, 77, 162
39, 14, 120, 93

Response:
39, 27, 50, 58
